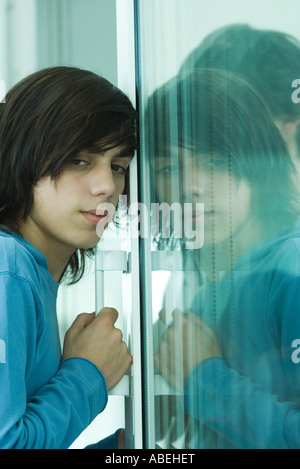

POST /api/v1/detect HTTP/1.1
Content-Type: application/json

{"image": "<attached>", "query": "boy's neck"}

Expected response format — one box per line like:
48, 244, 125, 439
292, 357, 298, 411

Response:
16, 218, 73, 282
199, 216, 265, 282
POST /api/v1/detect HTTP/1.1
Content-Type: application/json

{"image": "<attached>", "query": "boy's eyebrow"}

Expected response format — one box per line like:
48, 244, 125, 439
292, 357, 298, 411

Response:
114, 148, 135, 159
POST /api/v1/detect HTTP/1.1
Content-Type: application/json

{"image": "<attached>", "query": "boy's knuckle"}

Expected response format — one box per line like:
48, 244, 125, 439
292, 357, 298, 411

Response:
100, 315, 113, 329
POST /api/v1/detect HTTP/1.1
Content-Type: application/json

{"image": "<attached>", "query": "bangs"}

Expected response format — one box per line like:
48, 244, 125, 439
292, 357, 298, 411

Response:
84, 114, 137, 156
42, 110, 136, 179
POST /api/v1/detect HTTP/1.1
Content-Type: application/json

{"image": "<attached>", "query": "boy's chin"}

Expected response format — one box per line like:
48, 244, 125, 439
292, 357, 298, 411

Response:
76, 237, 101, 250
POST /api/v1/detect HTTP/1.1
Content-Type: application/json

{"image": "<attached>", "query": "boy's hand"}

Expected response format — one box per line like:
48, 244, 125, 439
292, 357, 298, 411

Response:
62, 308, 132, 391
154, 310, 222, 391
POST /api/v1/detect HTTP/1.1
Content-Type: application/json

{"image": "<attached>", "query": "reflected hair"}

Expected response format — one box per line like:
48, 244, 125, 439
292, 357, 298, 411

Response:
180, 23, 300, 122
0, 66, 137, 283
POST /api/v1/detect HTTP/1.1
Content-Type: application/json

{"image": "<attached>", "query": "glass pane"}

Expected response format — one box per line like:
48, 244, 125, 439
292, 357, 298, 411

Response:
136, 0, 300, 449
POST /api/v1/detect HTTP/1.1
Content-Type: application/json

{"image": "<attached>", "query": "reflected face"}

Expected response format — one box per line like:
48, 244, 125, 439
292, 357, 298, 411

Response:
154, 150, 252, 246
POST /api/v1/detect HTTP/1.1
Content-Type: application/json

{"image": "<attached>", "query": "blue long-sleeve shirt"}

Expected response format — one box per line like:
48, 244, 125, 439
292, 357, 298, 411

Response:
184, 223, 300, 448
0, 230, 109, 449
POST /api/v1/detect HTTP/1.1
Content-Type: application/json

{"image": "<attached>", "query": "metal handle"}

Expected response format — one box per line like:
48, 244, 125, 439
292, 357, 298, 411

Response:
95, 249, 129, 396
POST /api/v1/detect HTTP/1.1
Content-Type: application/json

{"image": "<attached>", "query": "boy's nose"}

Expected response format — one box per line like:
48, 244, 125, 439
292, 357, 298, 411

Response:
89, 164, 116, 199
182, 166, 206, 202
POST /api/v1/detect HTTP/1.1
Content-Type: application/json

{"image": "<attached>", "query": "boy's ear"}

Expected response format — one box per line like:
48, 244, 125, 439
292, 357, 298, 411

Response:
283, 119, 300, 135
275, 118, 300, 136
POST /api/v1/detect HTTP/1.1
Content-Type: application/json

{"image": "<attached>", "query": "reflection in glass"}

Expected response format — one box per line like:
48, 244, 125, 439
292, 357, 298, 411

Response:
179, 23, 300, 170
143, 64, 300, 448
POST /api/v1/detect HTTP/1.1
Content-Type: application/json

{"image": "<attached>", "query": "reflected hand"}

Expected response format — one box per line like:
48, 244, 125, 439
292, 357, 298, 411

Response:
154, 309, 222, 391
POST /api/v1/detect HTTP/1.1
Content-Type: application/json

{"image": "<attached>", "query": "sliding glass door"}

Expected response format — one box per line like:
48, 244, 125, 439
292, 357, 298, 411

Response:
133, 0, 300, 449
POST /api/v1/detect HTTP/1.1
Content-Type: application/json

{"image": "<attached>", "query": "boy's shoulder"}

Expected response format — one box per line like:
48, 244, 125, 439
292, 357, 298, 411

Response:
0, 231, 43, 283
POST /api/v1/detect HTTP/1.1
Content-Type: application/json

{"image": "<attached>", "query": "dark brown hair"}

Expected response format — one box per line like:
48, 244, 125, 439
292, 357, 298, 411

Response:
0, 66, 137, 283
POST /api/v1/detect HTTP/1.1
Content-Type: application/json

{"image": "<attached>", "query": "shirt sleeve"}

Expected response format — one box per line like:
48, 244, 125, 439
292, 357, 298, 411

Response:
0, 273, 108, 449
184, 357, 295, 448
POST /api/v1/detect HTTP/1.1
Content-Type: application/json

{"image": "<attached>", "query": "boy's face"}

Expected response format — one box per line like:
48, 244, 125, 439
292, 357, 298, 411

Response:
154, 150, 252, 246
21, 146, 133, 261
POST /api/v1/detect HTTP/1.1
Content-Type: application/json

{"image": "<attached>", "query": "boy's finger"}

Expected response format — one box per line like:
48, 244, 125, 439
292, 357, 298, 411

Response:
97, 307, 119, 324
71, 312, 95, 331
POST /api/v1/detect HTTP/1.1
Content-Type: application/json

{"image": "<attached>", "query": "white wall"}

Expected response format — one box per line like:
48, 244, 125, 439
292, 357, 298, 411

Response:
0, 0, 37, 91
36, 0, 118, 85
0, 0, 118, 92
139, 0, 300, 94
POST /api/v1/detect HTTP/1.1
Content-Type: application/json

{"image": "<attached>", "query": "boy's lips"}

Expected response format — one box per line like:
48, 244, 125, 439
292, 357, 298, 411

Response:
81, 209, 108, 225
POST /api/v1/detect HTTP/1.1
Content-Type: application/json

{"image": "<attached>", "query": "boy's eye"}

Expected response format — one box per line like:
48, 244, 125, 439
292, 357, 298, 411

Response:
156, 164, 179, 176
71, 159, 88, 166
201, 159, 227, 170
111, 164, 128, 175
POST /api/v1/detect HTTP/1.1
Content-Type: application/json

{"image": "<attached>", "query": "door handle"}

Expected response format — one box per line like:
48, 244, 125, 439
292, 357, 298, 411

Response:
95, 249, 130, 396
108, 375, 130, 396
95, 249, 128, 313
